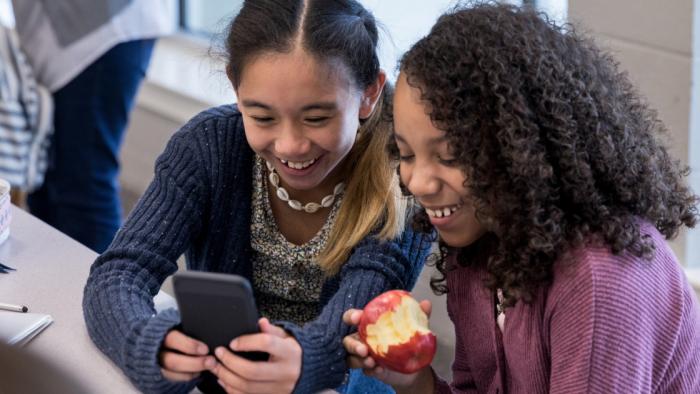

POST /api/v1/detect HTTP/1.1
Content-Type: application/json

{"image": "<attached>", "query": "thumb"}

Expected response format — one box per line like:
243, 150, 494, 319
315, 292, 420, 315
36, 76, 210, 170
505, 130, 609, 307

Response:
419, 300, 432, 318
259, 317, 288, 338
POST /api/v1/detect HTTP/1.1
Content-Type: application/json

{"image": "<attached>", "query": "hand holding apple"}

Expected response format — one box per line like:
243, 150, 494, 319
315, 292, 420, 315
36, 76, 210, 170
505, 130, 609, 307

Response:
357, 290, 436, 374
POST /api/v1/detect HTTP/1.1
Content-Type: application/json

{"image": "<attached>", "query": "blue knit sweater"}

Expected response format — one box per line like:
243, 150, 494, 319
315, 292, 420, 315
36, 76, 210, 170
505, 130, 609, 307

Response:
82, 105, 431, 393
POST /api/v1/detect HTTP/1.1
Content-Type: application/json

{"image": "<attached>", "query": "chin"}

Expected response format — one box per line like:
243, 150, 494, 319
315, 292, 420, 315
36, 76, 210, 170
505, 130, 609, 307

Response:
281, 177, 317, 191
438, 230, 482, 248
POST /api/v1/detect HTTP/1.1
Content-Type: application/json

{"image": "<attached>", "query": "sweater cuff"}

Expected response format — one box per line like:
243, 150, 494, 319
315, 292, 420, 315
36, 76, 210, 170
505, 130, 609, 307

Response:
432, 367, 452, 394
276, 321, 347, 394
124, 308, 198, 394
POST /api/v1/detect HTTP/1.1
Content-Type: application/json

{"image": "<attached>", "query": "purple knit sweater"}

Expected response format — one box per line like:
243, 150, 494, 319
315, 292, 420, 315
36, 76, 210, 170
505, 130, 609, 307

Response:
435, 223, 700, 393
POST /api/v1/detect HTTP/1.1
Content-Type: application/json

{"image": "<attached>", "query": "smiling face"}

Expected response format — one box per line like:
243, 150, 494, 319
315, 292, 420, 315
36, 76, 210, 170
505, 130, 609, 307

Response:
236, 48, 379, 196
393, 73, 486, 247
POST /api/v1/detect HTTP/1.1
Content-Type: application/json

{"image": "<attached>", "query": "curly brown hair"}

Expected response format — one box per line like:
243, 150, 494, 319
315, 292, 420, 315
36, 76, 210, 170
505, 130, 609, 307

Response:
389, 2, 699, 306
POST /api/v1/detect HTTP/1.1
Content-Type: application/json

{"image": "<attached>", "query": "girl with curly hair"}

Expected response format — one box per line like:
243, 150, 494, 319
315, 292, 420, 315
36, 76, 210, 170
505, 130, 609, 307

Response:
343, 3, 700, 393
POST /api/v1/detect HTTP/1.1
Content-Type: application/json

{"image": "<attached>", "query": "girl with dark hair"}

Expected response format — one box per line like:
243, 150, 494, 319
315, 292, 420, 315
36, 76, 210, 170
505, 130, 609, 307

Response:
343, 3, 700, 393
83, 1, 430, 393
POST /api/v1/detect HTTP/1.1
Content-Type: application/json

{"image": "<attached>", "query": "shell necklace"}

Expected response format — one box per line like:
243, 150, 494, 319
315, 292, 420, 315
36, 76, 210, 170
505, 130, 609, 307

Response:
265, 161, 344, 213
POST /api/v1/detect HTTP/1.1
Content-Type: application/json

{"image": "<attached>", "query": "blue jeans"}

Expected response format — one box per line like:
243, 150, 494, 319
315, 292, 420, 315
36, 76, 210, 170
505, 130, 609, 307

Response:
28, 39, 155, 253
337, 369, 395, 393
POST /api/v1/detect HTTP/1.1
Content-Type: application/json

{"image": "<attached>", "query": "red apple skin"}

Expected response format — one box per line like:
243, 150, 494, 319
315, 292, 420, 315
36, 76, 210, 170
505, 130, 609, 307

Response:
358, 290, 437, 374
375, 330, 437, 374
359, 290, 408, 330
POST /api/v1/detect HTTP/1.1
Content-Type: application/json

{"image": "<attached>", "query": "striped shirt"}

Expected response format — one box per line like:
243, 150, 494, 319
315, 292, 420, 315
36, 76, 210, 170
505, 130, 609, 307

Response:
0, 26, 52, 191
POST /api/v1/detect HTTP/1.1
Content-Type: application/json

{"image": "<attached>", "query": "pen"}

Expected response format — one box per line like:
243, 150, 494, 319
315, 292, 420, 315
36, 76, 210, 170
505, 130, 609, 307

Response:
0, 302, 28, 313
0, 262, 15, 274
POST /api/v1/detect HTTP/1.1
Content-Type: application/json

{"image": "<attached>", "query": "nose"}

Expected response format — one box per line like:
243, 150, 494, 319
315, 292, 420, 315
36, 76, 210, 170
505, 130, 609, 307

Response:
274, 122, 311, 159
404, 160, 441, 198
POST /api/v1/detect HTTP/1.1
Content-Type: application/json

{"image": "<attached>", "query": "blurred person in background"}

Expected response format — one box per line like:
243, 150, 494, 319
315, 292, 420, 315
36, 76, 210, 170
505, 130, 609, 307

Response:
11, 0, 174, 252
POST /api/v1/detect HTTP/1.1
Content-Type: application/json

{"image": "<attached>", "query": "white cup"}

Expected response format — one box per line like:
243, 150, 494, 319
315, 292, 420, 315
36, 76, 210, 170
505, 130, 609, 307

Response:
0, 179, 11, 244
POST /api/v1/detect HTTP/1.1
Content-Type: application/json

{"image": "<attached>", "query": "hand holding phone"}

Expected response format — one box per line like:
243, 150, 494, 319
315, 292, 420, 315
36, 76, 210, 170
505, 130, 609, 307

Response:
210, 316, 303, 394
173, 271, 268, 362
159, 329, 215, 382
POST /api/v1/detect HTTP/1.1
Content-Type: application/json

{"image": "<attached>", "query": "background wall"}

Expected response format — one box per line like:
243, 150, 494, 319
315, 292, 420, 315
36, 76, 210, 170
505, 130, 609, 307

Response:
568, 0, 699, 266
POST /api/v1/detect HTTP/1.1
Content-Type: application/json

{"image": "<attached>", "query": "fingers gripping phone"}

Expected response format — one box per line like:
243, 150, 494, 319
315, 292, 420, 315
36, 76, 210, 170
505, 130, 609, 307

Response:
172, 271, 269, 362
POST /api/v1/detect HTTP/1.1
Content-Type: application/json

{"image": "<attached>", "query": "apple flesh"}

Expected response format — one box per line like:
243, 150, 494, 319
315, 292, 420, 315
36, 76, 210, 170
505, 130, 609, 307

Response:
358, 290, 436, 374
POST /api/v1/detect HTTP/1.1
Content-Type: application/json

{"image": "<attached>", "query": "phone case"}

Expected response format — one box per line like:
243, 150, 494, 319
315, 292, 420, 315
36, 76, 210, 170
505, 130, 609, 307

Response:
172, 271, 268, 362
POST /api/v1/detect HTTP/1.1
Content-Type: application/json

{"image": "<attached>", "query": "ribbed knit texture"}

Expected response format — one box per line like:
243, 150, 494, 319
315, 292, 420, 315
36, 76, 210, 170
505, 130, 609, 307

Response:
434, 223, 700, 393
82, 104, 431, 394
435, 224, 700, 393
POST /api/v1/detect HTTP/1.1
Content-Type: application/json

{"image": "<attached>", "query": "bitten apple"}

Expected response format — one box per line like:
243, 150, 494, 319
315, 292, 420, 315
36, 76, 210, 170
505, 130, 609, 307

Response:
358, 290, 436, 374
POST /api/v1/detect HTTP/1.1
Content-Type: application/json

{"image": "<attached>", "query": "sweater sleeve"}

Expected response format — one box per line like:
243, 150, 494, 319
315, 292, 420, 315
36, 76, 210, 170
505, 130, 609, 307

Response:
433, 331, 478, 394
277, 227, 431, 393
547, 248, 698, 393
82, 121, 210, 393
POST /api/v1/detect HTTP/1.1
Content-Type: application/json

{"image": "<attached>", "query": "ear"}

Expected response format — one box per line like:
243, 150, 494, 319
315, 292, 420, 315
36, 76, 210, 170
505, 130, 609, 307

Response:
359, 70, 387, 120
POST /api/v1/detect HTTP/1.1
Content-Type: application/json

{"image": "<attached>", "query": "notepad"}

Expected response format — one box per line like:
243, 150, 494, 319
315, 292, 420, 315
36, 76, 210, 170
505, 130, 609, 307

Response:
0, 311, 53, 346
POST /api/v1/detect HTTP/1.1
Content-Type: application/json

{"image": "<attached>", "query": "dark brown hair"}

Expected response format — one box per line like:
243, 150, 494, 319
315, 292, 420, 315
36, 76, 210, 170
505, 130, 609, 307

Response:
392, 2, 698, 305
225, 0, 380, 89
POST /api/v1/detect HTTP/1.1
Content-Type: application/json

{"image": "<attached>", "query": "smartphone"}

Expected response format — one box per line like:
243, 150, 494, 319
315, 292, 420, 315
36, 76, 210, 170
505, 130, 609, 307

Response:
172, 271, 268, 362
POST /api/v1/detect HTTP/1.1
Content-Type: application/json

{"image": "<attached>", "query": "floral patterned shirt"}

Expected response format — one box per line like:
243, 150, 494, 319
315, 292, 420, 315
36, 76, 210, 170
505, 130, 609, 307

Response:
250, 155, 344, 325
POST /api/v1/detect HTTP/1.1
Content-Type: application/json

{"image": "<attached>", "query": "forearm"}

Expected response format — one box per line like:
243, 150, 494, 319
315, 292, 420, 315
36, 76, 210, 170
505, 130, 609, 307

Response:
84, 287, 193, 393
82, 195, 199, 391
83, 252, 193, 391
278, 269, 392, 393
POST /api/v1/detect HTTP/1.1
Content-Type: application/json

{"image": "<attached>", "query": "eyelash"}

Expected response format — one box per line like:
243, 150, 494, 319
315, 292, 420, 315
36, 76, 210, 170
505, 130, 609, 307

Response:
251, 116, 273, 123
439, 157, 459, 166
249, 116, 330, 125
397, 154, 458, 167
305, 117, 330, 124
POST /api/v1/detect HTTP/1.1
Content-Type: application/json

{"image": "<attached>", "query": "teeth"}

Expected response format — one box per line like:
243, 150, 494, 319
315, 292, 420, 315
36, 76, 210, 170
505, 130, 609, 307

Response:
280, 158, 316, 169
425, 205, 462, 218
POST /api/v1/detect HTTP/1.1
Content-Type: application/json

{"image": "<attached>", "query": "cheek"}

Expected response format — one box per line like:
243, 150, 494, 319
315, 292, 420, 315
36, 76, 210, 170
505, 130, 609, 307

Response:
448, 170, 469, 195
398, 165, 413, 194
322, 116, 359, 153
340, 97, 362, 134
460, 204, 485, 234
342, 113, 361, 140
242, 123, 270, 153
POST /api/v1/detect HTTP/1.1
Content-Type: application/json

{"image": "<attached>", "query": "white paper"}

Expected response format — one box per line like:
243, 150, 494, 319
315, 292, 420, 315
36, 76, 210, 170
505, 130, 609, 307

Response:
0, 311, 53, 346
